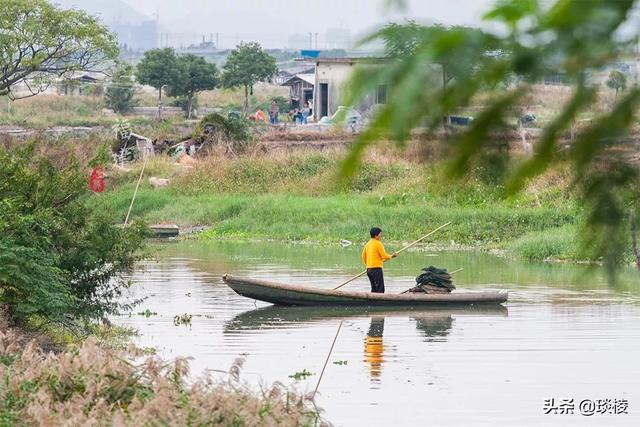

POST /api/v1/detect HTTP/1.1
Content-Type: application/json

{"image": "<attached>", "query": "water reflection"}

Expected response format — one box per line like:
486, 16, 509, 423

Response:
413, 314, 454, 341
224, 305, 508, 332
364, 317, 385, 381
225, 305, 508, 385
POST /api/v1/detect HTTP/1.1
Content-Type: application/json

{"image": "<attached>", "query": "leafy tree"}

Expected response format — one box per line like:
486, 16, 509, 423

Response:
379, 22, 494, 86
168, 54, 219, 118
136, 48, 183, 108
0, 142, 145, 326
606, 70, 627, 96
222, 42, 277, 114
0, 0, 118, 100
344, 0, 640, 277
105, 63, 137, 114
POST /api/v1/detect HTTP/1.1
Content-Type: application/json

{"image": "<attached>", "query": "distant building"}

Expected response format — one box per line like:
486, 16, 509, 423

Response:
111, 18, 158, 51
57, 73, 105, 96
313, 57, 443, 120
273, 70, 294, 85
281, 74, 315, 109
313, 58, 389, 120
54, 0, 158, 51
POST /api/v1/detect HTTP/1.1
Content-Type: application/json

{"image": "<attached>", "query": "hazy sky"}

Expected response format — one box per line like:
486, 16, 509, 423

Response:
121, 0, 493, 48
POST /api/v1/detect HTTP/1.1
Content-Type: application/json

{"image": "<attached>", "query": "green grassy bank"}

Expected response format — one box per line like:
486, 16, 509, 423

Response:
88, 149, 598, 263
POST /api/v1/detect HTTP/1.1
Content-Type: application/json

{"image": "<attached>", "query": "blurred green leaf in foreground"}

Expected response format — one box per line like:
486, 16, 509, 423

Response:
343, 0, 640, 278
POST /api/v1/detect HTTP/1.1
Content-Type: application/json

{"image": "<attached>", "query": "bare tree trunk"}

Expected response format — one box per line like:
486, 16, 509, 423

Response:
187, 95, 193, 119
244, 85, 249, 116
631, 209, 640, 270
442, 63, 448, 135
157, 86, 163, 120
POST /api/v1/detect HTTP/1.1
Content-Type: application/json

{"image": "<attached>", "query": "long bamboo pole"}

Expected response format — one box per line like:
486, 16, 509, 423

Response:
124, 155, 149, 226
312, 319, 343, 401
333, 222, 451, 290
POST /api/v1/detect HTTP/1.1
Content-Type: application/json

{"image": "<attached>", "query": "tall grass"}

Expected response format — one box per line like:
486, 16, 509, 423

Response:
1, 95, 116, 129
507, 225, 582, 262
0, 326, 323, 426
90, 149, 583, 257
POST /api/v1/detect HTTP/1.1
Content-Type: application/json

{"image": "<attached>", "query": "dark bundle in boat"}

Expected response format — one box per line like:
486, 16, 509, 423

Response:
404, 266, 455, 294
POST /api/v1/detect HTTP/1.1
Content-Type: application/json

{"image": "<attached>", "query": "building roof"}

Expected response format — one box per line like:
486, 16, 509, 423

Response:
315, 57, 390, 65
281, 73, 316, 87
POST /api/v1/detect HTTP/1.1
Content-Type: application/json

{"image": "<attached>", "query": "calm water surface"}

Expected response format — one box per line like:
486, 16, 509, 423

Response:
115, 240, 640, 426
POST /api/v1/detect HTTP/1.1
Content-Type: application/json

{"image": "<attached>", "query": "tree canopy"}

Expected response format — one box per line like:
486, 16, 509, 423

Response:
222, 42, 277, 113
168, 54, 219, 118
606, 70, 627, 95
105, 63, 137, 114
344, 0, 640, 277
0, 0, 118, 100
136, 48, 183, 103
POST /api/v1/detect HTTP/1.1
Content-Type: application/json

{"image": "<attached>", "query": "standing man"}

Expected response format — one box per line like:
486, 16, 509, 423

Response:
269, 100, 279, 124
361, 227, 397, 293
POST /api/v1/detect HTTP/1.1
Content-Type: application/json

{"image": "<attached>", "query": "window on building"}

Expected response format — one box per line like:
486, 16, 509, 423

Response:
376, 85, 388, 104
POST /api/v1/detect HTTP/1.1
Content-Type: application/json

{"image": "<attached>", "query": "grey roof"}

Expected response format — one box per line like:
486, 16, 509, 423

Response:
281, 73, 316, 87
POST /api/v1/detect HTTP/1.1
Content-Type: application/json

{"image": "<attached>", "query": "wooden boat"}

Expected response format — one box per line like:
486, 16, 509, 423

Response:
149, 224, 179, 238
222, 274, 508, 307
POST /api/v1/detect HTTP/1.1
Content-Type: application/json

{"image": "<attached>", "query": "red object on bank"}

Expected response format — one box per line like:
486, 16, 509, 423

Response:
89, 167, 105, 193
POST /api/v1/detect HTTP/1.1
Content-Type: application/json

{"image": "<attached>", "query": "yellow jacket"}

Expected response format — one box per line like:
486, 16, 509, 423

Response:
361, 239, 392, 269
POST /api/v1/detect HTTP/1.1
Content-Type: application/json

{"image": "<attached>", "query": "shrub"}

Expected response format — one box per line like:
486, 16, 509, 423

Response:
195, 113, 253, 153
105, 64, 137, 114
0, 142, 146, 325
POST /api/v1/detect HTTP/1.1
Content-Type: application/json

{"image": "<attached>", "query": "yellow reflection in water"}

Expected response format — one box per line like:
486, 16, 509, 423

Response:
364, 317, 385, 380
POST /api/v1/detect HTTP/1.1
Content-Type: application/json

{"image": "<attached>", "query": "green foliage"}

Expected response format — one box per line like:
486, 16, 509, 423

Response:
378, 22, 493, 85
222, 42, 277, 113
89, 153, 588, 261
136, 48, 183, 101
606, 70, 627, 95
0, 143, 145, 325
171, 95, 198, 112
344, 0, 640, 276
196, 113, 253, 148
137, 309, 157, 317
105, 63, 137, 114
168, 54, 219, 118
288, 369, 313, 380
0, 0, 118, 100
508, 225, 580, 261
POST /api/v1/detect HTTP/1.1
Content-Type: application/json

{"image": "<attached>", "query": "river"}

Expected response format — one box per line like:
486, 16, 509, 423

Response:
115, 240, 640, 426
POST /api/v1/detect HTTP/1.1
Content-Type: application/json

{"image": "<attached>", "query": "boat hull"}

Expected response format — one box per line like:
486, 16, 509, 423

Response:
222, 275, 508, 307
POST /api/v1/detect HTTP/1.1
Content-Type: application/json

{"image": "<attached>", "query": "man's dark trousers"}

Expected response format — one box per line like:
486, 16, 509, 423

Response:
366, 267, 385, 293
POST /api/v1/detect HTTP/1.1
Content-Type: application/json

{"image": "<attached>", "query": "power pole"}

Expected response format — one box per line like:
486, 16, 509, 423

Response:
314, 32, 319, 49
216, 32, 219, 49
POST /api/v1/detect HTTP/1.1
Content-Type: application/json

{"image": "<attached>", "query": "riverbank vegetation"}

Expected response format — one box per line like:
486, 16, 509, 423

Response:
0, 140, 325, 425
0, 322, 322, 426
87, 144, 620, 264
0, 142, 146, 326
